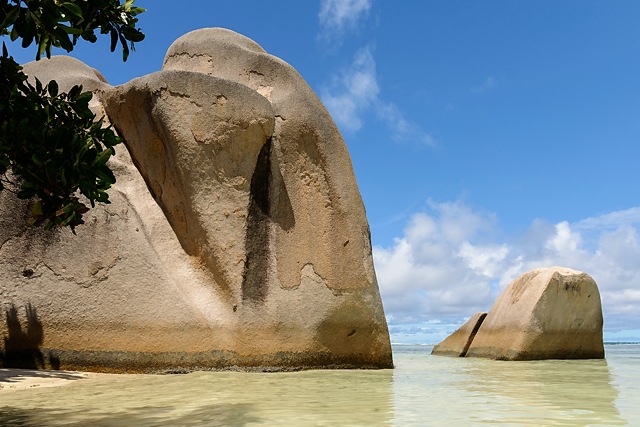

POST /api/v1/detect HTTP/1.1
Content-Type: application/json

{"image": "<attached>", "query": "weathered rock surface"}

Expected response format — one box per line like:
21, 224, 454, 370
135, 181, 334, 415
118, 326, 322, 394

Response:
161, 27, 376, 298
0, 29, 392, 372
431, 312, 487, 357
464, 267, 604, 360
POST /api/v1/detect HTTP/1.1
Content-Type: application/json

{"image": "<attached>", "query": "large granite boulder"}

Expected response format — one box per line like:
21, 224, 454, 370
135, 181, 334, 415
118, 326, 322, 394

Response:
459, 267, 604, 360
0, 29, 392, 372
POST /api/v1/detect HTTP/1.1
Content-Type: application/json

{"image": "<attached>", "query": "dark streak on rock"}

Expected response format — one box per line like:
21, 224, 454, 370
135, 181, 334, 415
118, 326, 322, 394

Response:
460, 312, 487, 357
242, 138, 272, 303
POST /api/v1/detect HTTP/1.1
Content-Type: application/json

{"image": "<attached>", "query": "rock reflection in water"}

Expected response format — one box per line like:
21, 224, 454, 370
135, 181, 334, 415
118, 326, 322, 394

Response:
388, 345, 635, 425
452, 357, 626, 425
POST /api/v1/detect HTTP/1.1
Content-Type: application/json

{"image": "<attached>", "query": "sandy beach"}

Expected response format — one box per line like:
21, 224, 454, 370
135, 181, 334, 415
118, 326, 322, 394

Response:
0, 368, 109, 393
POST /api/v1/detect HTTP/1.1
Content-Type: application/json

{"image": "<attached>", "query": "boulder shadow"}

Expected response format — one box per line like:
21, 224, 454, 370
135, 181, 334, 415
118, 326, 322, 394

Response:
0, 303, 59, 370
0, 402, 260, 426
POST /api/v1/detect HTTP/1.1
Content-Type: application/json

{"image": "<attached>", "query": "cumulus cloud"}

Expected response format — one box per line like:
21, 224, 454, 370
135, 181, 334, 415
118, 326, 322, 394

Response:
374, 201, 640, 342
374, 201, 500, 323
318, 0, 372, 44
321, 46, 435, 145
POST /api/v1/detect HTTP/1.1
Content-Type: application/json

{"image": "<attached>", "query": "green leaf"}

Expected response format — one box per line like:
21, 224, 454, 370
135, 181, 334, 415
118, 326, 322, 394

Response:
76, 91, 93, 104
37, 35, 48, 60
130, 7, 146, 16
52, 27, 74, 52
32, 201, 43, 216
67, 84, 82, 99
21, 32, 34, 49
61, 211, 77, 226
10, 24, 19, 41
93, 147, 114, 166
47, 80, 58, 97
58, 24, 83, 35
110, 27, 118, 52
82, 32, 97, 43
61, 2, 83, 19
122, 27, 145, 43
0, 6, 20, 32
31, 153, 43, 166
119, 33, 129, 61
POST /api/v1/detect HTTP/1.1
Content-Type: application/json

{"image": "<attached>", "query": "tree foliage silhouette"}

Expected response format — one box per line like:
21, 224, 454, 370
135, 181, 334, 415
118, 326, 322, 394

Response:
0, 0, 144, 231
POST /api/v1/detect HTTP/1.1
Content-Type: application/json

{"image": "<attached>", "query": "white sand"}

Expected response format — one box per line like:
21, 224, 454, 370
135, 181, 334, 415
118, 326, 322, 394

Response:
0, 368, 109, 393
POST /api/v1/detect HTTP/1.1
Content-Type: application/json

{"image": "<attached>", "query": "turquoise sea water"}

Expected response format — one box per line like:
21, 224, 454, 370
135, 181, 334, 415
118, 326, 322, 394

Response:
1, 344, 638, 426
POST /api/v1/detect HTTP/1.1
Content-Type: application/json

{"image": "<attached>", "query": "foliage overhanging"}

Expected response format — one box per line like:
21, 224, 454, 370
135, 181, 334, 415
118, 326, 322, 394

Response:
0, 0, 145, 231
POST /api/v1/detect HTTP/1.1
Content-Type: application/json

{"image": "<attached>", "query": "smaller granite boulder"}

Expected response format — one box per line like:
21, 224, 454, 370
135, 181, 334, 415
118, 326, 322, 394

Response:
431, 312, 487, 357
465, 266, 604, 360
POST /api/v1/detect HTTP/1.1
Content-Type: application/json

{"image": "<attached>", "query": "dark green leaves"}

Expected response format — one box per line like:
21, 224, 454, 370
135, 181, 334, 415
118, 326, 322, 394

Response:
60, 3, 83, 20
0, 0, 146, 232
0, 51, 122, 231
0, 6, 20, 31
1, 0, 146, 61
47, 79, 58, 97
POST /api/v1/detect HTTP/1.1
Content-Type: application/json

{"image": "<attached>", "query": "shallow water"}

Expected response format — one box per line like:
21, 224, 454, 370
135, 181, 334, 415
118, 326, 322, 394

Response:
1, 344, 638, 426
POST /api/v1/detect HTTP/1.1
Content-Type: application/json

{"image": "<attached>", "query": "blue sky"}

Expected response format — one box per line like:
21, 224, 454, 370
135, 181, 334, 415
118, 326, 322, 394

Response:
9, 1, 640, 343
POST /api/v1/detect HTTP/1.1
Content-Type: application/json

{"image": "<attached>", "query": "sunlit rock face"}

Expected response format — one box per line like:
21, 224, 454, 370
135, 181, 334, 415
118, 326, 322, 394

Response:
0, 29, 392, 372
434, 266, 604, 361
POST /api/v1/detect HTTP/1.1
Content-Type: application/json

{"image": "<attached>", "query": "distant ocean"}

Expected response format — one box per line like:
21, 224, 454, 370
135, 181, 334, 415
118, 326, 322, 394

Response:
1, 344, 638, 426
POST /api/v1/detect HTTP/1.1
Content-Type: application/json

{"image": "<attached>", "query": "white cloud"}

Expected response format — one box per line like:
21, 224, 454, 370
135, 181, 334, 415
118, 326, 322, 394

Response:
471, 76, 496, 93
374, 201, 499, 323
376, 102, 436, 146
318, 0, 372, 44
317, 1, 433, 146
374, 202, 640, 342
321, 46, 379, 132
321, 46, 435, 145
458, 242, 509, 278
575, 207, 640, 231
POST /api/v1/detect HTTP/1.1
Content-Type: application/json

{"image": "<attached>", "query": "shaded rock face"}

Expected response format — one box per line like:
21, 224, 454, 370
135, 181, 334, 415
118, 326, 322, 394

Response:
433, 267, 604, 361
431, 312, 487, 357
0, 29, 393, 372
